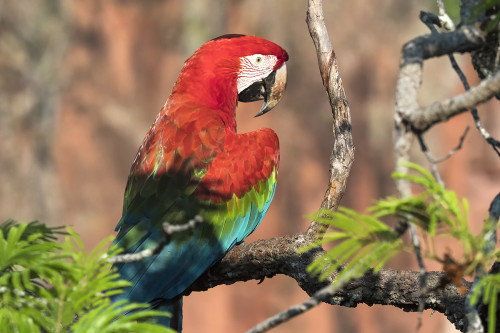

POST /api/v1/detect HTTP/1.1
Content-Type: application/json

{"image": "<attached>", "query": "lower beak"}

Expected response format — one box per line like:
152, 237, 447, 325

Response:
255, 63, 287, 117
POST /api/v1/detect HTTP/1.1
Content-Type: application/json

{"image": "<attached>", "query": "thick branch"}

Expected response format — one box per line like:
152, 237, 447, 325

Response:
186, 235, 471, 331
401, 23, 484, 66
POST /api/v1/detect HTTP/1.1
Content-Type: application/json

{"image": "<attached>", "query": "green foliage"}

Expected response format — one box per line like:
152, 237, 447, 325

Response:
471, 0, 500, 33
472, 0, 500, 18
470, 272, 500, 333
304, 162, 500, 330
299, 207, 403, 288
0, 219, 66, 242
0, 221, 174, 333
376, 163, 481, 267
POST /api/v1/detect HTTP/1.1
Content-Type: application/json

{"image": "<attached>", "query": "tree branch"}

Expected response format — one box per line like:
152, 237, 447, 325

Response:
186, 234, 471, 332
305, 0, 354, 237
407, 70, 500, 131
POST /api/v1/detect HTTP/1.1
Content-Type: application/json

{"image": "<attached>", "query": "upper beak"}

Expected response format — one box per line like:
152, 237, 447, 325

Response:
238, 63, 287, 117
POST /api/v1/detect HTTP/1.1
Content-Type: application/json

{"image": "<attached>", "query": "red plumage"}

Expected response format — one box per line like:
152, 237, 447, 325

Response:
129, 35, 287, 204
195, 128, 279, 202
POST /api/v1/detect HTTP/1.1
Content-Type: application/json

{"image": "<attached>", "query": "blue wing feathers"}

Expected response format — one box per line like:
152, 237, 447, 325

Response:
112, 188, 275, 305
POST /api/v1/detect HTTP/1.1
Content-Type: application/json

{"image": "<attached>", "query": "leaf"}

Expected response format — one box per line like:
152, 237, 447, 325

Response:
301, 207, 403, 287
0, 221, 175, 332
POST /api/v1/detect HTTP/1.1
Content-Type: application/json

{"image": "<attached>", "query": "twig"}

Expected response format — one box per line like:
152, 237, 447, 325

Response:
246, 284, 334, 333
417, 134, 445, 186
435, 0, 455, 30
162, 215, 204, 239
420, 11, 442, 32
425, 127, 469, 164
417, 127, 469, 186
410, 222, 427, 330
470, 110, 500, 157
445, 40, 500, 157
107, 215, 204, 264
417, 13, 468, 185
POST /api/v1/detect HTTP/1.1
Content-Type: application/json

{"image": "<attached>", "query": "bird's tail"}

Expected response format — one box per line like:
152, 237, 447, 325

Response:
151, 296, 183, 331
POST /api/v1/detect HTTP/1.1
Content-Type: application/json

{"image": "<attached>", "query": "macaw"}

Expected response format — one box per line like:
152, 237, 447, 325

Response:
111, 34, 288, 331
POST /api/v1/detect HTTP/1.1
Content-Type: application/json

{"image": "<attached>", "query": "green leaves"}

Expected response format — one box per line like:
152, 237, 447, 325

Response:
299, 207, 403, 288
470, 0, 500, 34
303, 161, 500, 331
73, 300, 171, 333
0, 221, 175, 333
470, 273, 500, 333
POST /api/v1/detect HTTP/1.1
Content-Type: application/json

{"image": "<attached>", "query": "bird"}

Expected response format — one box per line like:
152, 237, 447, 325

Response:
111, 34, 288, 331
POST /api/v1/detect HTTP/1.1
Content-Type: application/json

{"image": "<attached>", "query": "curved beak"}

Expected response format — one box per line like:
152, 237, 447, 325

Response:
238, 63, 287, 117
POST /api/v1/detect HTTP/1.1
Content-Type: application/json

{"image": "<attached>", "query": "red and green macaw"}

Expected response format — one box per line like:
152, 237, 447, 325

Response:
111, 34, 288, 330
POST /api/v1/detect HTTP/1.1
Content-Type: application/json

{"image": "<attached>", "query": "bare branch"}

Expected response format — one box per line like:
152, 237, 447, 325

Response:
410, 14, 500, 156
417, 127, 469, 186
435, 1, 456, 30
421, 127, 469, 165
305, 0, 354, 237
245, 285, 333, 333
448, 49, 500, 157
395, 22, 485, 136
407, 70, 500, 131
235, 2, 355, 329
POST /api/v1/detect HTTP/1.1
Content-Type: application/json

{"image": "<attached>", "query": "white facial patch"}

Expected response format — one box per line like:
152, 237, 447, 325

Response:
237, 54, 278, 93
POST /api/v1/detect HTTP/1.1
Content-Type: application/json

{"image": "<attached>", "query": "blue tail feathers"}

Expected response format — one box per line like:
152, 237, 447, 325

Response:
152, 297, 183, 331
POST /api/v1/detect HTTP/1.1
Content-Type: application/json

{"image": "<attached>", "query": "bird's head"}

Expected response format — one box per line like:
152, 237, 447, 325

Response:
173, 34, 288, 118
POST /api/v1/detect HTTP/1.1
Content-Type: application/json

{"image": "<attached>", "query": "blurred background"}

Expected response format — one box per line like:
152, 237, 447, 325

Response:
1, 0, 499, 332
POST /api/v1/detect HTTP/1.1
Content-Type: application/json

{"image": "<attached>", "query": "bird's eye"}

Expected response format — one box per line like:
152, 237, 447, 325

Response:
255, 56, 262, 64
